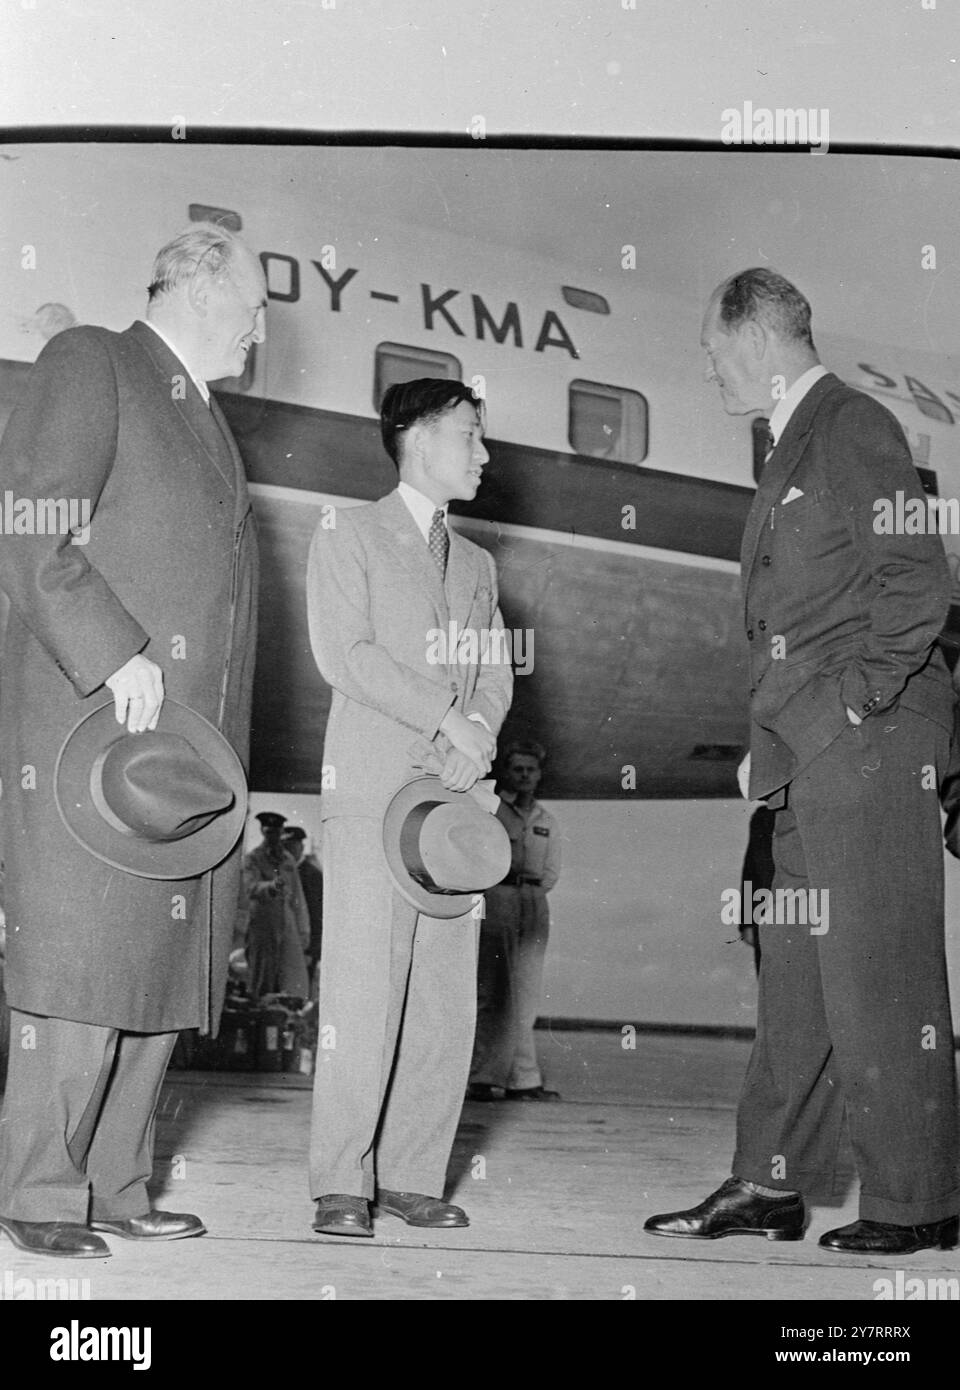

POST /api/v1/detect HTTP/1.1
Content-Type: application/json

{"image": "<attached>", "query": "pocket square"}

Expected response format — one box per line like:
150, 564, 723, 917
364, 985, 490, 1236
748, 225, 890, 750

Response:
781, 487, 804, 505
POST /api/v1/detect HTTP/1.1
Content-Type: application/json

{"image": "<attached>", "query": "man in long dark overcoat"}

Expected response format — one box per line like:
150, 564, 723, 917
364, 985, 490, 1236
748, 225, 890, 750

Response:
0, 222, 266, 1257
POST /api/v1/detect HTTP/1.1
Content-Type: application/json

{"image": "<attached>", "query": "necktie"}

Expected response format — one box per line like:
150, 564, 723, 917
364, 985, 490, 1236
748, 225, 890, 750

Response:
761, 425, 776, 463
428, 508, 449, 577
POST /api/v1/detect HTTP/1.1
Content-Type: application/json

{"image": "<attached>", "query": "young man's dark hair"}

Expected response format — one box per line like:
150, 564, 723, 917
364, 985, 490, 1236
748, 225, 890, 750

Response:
380, 378, 484, 467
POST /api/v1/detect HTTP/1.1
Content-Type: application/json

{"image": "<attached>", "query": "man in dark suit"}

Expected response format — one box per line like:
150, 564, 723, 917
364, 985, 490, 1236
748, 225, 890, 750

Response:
306, 378, 513, 1237
646, 267, 959, 1255
0, 222, 265, 1257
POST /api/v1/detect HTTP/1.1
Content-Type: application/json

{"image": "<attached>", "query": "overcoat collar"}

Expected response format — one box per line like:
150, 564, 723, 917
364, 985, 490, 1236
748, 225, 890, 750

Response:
125, 321, 240, 495
740, 371, 844, 585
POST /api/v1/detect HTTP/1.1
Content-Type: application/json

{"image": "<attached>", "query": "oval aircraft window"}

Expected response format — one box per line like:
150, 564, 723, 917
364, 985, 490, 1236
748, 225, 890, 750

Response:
374, 342, 462, 411
568, 380, 648, 464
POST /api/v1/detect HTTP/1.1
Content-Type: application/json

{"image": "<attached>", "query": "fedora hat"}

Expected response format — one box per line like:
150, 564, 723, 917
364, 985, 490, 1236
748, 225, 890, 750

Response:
55, 698, 248, 880
382, 776, 511, 919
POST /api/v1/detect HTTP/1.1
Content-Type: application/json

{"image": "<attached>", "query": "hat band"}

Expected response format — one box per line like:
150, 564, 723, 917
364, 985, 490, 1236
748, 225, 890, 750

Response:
89, 746, 142, 838
398, 801, 470, 896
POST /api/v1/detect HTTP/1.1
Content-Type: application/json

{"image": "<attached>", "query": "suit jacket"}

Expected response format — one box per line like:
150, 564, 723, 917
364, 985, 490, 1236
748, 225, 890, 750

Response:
741, 372, 953, 800
307, 488, 513, 819
0, 322, 258, 1031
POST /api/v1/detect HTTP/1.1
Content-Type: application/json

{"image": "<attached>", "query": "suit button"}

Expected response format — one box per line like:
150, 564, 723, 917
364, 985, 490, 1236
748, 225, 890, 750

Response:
758, 619, 767, 631
761, 555, 771, 566
750, 686, 757, 697
450, 681, 459, 693
746, 629, 754, 641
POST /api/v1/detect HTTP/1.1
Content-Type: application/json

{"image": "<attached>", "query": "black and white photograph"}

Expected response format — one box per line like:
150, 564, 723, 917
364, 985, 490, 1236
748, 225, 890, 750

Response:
0, 0, 958, 1346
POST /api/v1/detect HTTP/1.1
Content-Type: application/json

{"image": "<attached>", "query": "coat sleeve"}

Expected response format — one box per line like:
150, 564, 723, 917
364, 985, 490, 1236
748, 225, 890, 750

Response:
245, 852, 276, 903
828, 394, 950, 718
306, 510, 455, 738
0, 328, 150, 695
465, 550, 514, 736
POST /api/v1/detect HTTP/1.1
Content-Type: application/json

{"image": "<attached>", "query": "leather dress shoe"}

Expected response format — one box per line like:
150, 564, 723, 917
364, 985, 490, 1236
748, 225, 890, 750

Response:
375, 1190, 469, 1228
504, 1086, 561, 1102
91, 1209, 206, 1240
312, 1194, 373, 1237
644, 1177, 805, 1241
819, 1216, 959, 1255
0, 1215, 110, 1258
466, 1083, 501, 1102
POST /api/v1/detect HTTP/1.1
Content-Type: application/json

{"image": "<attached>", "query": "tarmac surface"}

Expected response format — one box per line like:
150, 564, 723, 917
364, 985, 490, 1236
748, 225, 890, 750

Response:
1, 1029, 958, 1302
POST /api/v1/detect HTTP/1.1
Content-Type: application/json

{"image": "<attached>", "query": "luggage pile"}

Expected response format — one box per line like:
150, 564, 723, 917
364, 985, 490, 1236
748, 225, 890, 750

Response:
170, 988, 318, 1076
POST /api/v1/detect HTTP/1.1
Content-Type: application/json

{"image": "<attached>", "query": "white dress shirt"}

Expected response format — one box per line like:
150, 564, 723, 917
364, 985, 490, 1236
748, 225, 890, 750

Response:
397, 480, 448, 541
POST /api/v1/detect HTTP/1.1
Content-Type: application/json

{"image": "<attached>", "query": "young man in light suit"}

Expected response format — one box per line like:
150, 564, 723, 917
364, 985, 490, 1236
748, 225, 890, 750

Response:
306, 379, 513, 1236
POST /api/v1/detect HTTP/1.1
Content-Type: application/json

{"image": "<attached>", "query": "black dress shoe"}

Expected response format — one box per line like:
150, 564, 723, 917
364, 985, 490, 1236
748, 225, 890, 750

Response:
466, 1083, 503, 1101
375, 1190, 469, 1228
0, 1216, 110, 1258
91, 1209, 206, 1240
644, 1177, 805, 1241
504, 1086, 561, 1102
819, 1216, 959, 1255
312, 1194, 373, 1237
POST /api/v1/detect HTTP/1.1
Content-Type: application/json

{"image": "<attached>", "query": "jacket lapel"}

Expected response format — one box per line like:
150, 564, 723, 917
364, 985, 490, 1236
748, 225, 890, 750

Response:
210, 393, 252, 510
740, 373, 842, 588
375, 490, 447, 620
445, 524, 481, 632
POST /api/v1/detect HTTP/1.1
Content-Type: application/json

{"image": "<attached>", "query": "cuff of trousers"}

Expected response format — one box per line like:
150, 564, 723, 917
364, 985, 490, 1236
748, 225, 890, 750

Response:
859, 1183, 960, 1229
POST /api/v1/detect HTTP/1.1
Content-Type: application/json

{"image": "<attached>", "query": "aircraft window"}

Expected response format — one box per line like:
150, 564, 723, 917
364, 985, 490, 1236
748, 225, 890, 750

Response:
568, 380, 647, 464
561, 286, 610, 315
374, 343, 461, 411
188, 204, 242, 231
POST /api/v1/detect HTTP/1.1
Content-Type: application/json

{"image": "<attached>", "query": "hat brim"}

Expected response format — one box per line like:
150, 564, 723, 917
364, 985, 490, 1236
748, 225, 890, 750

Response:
55, 699, 248, 880
383, 776, 506, 920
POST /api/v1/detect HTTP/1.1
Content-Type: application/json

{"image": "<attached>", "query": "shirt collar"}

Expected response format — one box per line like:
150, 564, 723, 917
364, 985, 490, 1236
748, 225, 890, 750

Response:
140, 319, 210, 405
397, 481, 448, 544
767, 363, 828, 446
498, 789, 540, 816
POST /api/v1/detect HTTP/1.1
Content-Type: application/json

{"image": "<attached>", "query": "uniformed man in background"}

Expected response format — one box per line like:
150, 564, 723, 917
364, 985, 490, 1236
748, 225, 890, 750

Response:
468, 740, 562, 1102
243, 812, 310, 1002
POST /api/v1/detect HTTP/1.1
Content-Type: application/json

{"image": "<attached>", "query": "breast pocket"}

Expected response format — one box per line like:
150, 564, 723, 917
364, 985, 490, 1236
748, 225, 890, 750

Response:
778, 489, 821, 531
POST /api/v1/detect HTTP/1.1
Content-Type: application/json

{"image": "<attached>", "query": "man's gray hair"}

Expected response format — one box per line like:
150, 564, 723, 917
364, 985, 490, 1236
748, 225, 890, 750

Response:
147, 222, 244, 302
711, 267, 815, 350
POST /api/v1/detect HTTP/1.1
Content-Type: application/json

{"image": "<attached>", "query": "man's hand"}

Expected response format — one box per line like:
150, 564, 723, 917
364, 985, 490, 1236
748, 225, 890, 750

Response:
736, 751, 752, 799
439, 708, 495, 773
105, 654, 164, 733
846, 706, 863, 726
440, 748, 484, 793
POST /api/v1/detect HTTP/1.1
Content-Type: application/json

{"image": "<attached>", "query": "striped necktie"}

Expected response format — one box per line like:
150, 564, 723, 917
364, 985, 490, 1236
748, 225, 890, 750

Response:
428, 508, 449, 577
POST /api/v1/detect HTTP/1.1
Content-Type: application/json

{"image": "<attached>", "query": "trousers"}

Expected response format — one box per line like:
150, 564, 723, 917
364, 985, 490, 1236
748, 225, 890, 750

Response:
0, 1009, 176, 1222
